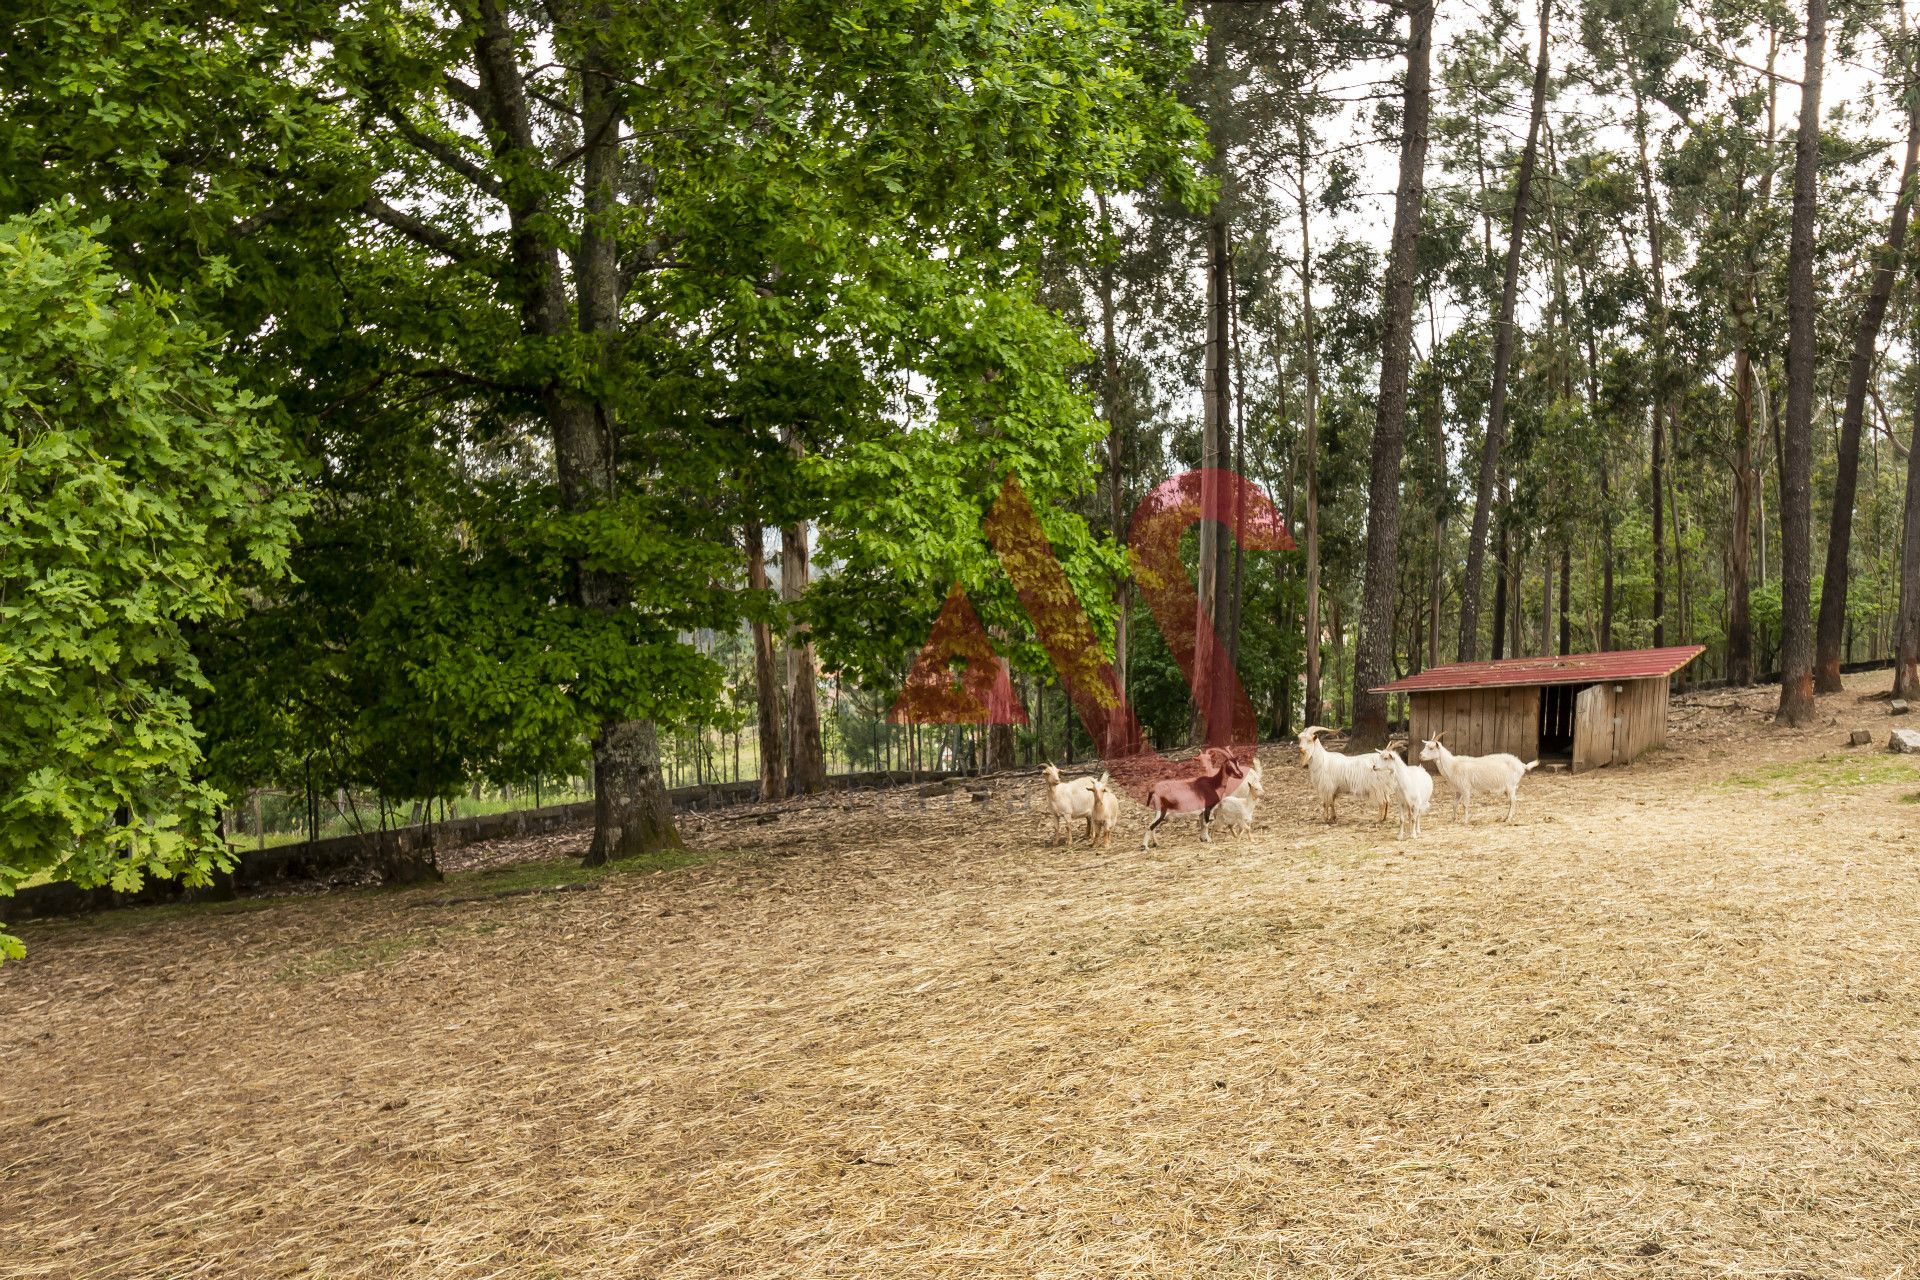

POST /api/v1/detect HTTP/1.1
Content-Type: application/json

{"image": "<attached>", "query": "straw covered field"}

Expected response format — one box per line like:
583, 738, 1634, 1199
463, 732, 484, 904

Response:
6, 673, 1920, 1279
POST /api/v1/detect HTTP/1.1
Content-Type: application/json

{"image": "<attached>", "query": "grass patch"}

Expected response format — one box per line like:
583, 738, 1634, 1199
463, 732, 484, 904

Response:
1724, 753, 1920, 794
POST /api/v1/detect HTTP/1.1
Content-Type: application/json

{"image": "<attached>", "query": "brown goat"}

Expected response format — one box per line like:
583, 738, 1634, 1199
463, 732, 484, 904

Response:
1141, 751, 1247, 849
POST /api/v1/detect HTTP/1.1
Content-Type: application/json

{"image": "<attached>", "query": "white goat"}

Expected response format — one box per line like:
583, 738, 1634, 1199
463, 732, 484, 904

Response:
1368, 745, 1433, 839
1212, 789, 1259, 840
1041, 763, 1099, 846
1419, 733, 1538, 823
1088, 773, 1120, 848
1230, 755, 1264, 801
1297, 726, 1388, 825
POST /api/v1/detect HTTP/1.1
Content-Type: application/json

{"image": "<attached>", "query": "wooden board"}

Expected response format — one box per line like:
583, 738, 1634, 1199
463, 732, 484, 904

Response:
1409, 687, 1539, 764
1572, 682, 1612, 774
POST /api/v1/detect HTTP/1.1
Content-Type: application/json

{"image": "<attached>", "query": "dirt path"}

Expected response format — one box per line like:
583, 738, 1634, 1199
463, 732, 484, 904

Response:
5, 674, 1920, 1278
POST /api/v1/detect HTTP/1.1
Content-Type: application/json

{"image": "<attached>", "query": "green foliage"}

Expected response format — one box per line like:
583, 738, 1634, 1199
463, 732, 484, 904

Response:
0, 207, 303, 950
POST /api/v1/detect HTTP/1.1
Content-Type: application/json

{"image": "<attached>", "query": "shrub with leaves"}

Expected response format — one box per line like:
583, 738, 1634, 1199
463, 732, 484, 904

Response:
0, 207, 304, 957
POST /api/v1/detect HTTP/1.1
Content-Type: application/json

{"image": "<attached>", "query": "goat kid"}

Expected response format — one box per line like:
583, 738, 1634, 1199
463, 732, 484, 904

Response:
1088, 773, 1120, 848
1419, 733, 1538, 823
1142, 752, 1248, 849
1297, 726, 1389, 825
1368, 745, 1433, 839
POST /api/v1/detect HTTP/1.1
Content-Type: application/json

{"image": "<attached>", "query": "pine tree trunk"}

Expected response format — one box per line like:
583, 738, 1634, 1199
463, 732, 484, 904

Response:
746, 522, 787, 801
1777, 0, 1828, 726
1456, 0, 1551, 662
1815, 66, 1920, 689
783, 517, 827, 793
1350, 0, 1435, 749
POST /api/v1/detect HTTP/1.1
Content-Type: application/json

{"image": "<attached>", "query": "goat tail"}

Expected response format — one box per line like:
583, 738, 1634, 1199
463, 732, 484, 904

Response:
1524, 759, 1540, 772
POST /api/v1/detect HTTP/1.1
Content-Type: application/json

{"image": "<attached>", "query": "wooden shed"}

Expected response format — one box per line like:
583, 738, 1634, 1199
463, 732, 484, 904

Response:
1373, 646, 1704, 774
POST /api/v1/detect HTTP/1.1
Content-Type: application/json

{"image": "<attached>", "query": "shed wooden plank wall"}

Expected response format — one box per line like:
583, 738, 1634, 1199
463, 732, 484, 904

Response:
1607, 676, 1669, 764
1413, 676, 1672, 773
1408, 686, 1540, 765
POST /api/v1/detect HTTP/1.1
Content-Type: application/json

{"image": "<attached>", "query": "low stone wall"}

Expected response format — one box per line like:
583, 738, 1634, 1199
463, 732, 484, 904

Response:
6, 769, 962, 921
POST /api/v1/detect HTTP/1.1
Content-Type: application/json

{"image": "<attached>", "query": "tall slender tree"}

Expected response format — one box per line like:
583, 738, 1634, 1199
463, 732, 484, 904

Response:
1777, 0, 1829, 726
1815, 32, 1920, 690
1896, 303, 1920, 699
1458, 0, 1553, 661
1296, 123, 1326, 727
1351, 0, 1437, 747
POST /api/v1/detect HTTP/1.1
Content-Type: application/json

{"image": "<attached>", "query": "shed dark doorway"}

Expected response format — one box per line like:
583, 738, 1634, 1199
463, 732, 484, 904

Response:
1538, 683, 1585, 763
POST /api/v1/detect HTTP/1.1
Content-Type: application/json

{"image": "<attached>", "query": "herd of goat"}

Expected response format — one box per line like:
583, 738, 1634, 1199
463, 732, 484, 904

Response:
1041, 727, 1542, 849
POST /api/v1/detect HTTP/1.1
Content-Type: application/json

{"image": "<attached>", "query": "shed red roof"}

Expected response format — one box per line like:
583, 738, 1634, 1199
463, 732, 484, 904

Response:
1372, 645, 1704, 694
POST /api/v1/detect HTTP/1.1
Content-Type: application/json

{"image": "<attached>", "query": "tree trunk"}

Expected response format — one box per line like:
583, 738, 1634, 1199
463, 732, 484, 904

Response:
1229, 249, 1248, 678
1815, 63, 1920, 689
1728, 342, 1759, 684
1297, 127, 1324, 728
1651, 403, 1666, 646
1096, 192, 1131, 748
1540, 539, 1553, 656
1193, 15, 1231, 746
1559, 545, 1571, 655
1492, 513, 1510, 661
1456, 0, 1552, 661
587, 719, 680, 863
1670, 409, 1687, 644
1194, 210, 1233, 744
462, 5, 682, 860
1895, 329, 1920, 699
1350, 0, 1435, 748
1427, 318, 1446, 669
1507, 515, 1524, 658
746, 522, 787, 801
783, 517, 827, 792
1777, 0, 1827, 725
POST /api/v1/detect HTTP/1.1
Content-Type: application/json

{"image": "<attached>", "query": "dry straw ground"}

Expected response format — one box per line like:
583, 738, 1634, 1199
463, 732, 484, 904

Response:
6, 673, 1920, 1279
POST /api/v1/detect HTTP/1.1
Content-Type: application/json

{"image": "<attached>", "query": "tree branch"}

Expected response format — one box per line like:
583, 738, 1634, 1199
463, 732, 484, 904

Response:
385, 112, 506, 201
362, 196, 479, 262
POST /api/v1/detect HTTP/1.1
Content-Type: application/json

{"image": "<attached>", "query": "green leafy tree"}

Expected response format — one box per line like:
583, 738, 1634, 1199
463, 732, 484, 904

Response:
0, 208, 303, 956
